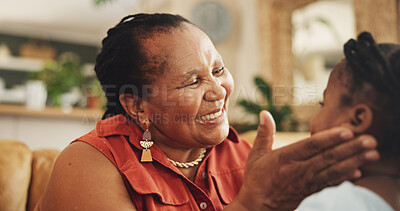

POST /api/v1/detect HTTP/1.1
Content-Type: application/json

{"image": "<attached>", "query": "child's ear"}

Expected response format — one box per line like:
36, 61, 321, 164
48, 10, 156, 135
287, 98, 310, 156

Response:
343, 104, 373, 134
119, 94, 144, 119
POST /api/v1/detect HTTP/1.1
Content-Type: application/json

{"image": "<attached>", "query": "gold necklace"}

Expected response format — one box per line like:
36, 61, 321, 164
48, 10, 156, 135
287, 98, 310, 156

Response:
167, 148, 207, 168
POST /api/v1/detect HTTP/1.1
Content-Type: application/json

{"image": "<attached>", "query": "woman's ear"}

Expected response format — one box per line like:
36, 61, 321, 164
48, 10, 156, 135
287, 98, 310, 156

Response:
119, 94, 143, 119
346, 104, 373, 134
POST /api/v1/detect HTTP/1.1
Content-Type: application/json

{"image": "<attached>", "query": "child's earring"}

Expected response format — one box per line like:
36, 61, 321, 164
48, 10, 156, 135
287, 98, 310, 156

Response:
140, 120, 153, 162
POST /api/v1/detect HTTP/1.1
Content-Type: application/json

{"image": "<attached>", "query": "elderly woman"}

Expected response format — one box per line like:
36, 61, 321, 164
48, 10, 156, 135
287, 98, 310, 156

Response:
36, 14, 379, 210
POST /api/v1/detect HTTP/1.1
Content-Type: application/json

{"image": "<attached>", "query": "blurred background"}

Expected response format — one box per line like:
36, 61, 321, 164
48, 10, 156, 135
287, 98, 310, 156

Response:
0, 0, 398, 150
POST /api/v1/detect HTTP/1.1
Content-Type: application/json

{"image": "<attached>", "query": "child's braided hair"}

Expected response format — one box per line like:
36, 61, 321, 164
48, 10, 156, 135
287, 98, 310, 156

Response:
343, 32, 400, 156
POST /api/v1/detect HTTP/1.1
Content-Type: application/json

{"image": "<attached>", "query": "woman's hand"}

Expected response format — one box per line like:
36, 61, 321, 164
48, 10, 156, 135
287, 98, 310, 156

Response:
227, 111, 379, 211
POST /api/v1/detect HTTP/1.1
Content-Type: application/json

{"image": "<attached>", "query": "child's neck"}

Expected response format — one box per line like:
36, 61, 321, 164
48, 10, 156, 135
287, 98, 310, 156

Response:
354, 157, 400, 210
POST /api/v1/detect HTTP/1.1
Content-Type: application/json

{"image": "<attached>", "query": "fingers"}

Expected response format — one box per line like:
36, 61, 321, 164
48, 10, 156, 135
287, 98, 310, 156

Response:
329, 169, 361, 186
349, 169, 362, 181
251, 111, 276, 153
307, 135, 378, 172
299, 134, 379, 194
299, 135, 379, 195
308, 170, 355, 194
283, 127, 354, 160
313, 148, 379, 188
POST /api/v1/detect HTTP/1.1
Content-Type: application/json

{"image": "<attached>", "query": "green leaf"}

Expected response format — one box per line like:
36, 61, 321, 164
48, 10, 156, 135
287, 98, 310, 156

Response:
33, 55, 84, 106
254, 76, 272, 101
236, 76, 297, 132
93, 0, 116, 6
238, 100, 262, 116
315, 17, 330, 26
279, 105, 292, 116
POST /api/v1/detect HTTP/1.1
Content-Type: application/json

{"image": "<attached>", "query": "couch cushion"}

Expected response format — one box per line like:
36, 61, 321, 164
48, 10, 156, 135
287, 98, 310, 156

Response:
27, 149, 59, 211
0, 140, 32, 211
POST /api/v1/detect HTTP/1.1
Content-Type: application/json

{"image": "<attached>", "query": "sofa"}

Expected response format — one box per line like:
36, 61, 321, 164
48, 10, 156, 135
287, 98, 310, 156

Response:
0, 140, 59, 211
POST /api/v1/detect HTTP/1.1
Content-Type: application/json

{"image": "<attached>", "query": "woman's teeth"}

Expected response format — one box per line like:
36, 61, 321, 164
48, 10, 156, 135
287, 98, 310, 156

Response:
199, 110, 222, 120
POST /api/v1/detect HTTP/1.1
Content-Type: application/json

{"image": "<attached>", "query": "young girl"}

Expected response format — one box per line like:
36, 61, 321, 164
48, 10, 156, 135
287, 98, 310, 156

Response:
297, 32, 400, 210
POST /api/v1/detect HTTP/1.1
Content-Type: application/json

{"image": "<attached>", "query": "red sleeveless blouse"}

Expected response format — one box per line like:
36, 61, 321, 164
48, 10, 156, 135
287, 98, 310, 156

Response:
72, 114, 251, 210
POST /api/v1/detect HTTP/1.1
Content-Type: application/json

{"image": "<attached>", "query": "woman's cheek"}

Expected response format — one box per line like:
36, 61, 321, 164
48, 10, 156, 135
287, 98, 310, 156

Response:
177, 89, 201, 107
223, 70, 234, 98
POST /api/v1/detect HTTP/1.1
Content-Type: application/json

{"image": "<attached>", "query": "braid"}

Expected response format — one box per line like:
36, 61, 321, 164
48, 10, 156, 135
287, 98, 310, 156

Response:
343, 31, 400, 156
94, 13, 190, 118
344, 32, 400, 99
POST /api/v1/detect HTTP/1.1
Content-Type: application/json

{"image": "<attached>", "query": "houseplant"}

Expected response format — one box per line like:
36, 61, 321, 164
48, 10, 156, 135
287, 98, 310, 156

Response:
30, 53, 84, 107
235, 76, 297, 133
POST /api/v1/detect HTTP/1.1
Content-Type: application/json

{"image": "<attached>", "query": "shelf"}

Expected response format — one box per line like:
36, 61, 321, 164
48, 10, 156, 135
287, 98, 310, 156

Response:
0, 104, 104, 121
0, 56, 44, 72
0, 56, 95, 76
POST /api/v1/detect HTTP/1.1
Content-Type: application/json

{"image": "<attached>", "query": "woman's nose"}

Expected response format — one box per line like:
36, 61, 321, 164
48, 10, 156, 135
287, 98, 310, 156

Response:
203, 79, 226, 102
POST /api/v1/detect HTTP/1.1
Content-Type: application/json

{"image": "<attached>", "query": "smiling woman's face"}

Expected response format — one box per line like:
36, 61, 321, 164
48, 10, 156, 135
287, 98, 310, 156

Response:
141, 23, 234, 149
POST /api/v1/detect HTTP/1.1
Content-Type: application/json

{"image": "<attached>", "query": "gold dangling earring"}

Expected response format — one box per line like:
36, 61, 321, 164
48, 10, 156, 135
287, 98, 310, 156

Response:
140, 120, 153, 162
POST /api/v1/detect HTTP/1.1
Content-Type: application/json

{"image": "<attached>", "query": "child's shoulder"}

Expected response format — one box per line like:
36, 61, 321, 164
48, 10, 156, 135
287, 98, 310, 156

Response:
296, 181, 394, 211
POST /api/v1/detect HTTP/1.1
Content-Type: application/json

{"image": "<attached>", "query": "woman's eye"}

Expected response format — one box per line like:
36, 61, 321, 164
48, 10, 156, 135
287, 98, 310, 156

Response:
184, 79, 199, 87
188, 80, 199, 86
177, 78, 201, 89
213, 67, 225, 76
318, 101, 325, 107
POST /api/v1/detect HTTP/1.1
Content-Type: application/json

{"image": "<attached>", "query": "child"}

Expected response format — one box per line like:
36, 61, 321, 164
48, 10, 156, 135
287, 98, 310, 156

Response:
297, 32, 400, 211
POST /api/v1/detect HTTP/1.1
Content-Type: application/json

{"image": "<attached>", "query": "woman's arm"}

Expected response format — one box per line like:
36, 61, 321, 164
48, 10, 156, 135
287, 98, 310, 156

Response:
35, 142, 137, 211
225, 111, 379, 211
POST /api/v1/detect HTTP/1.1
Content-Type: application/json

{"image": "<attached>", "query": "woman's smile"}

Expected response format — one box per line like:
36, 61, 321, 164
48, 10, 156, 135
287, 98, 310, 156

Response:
196, 108, 226, 125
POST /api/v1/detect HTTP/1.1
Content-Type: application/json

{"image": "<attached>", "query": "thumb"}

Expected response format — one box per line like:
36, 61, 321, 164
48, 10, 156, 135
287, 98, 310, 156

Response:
252, 110, 276, 153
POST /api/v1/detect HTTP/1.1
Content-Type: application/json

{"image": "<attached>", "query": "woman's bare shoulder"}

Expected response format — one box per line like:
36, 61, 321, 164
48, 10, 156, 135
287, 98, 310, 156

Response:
35, 141, 137, 211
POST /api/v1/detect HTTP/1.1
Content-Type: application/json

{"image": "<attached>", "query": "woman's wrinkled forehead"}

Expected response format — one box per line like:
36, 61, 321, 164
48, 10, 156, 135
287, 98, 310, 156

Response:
146, 24, 214, 57
141, 23, 220, 79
